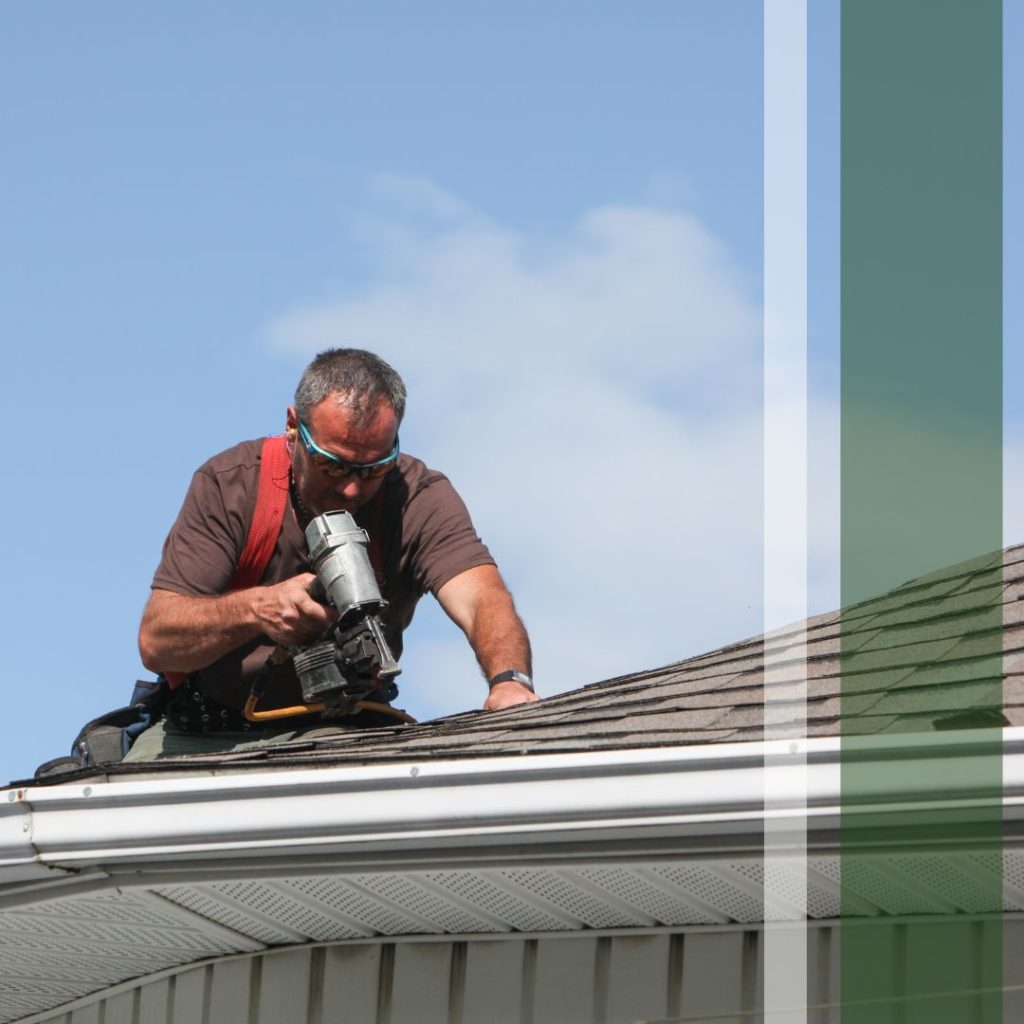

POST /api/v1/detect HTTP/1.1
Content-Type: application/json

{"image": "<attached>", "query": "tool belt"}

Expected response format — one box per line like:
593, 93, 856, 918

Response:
166, 675, 410, 734
164, 679, 308, 734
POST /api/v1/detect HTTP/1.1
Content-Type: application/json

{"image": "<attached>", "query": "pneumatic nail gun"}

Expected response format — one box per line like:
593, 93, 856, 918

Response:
244, 510, 410, 723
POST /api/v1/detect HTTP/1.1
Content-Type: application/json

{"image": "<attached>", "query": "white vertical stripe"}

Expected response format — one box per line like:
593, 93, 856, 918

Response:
764, 2, 809, 1024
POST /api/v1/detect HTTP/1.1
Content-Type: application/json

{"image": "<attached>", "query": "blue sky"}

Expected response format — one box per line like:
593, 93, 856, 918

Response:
1, 2, 1016, 784
0, 1, 764, 782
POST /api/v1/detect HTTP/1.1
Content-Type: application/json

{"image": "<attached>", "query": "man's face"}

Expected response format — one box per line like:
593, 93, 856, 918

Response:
287, 395, 399, 516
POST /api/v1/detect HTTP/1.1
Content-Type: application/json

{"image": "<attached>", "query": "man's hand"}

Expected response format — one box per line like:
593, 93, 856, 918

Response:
484, 679, 539, 711
139, 573, 336, 675
436, 565, 537, 712
249, 573, 336, 646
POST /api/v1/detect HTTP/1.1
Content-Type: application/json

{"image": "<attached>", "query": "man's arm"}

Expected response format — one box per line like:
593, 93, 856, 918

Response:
138, 575, 336, 674
436, 564, 537, 711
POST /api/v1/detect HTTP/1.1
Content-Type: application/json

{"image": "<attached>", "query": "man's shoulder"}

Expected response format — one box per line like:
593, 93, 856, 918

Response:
393, 452, 444, 486
390, 453, 463, 504
381, 452, 492, 593
195, 438, 270, 480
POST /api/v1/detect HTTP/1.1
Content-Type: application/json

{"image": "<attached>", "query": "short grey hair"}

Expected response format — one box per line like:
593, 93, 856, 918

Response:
294, 349, 407, 425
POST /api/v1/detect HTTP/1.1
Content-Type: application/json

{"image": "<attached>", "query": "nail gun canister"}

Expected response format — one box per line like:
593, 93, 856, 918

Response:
304, 510, 386, 623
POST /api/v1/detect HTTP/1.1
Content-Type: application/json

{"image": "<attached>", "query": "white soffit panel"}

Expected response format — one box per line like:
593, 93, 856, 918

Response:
0, 853, 1021, 1022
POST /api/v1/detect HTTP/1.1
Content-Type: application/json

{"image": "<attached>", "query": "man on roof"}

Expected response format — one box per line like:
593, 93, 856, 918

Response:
132, 348, 535, 756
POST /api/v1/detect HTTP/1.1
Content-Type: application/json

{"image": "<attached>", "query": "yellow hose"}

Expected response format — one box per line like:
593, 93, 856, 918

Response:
243, 692, 415, 725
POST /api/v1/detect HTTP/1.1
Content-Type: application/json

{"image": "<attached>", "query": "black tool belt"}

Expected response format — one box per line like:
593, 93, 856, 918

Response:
164, 680, 254, 733
164, 679, 401, 734
165, 679, 326, 734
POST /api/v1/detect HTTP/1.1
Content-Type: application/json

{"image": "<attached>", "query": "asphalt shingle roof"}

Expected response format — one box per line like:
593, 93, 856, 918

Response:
24, 543, 1024, 782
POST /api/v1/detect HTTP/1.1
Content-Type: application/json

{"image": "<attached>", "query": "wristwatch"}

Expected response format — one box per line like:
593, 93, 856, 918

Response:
488, 670, 534, 692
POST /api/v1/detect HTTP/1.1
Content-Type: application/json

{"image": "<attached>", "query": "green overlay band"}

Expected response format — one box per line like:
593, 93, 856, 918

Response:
841, 2, 1003, 1022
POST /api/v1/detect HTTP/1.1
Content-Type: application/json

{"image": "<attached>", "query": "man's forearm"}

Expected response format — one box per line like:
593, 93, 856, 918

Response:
466, 590, 538, 711
435, 564, 537, 710
139, 589, 265, 674
468, 590, 533, 681
139, 573, 336, 674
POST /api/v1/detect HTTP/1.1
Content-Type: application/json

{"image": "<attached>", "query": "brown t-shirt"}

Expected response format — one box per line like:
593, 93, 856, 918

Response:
152, 438, 494, 709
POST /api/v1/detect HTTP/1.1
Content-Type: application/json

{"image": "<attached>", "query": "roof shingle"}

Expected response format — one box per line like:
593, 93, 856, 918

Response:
28, 544, 1024, 783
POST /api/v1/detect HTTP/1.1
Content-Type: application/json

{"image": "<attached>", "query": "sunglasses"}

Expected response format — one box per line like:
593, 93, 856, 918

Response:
296, 420, 400, 480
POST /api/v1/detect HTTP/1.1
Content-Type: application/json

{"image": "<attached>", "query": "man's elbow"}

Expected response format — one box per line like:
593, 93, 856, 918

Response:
138, 594, 172, 673
138, 620, 166, 674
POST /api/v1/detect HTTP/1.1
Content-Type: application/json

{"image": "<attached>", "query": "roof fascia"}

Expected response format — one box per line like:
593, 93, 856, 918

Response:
2, 728, 1021, 876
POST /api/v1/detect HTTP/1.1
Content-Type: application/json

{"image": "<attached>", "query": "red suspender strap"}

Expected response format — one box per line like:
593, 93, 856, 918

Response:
164, 434, 292, 690
229, 434, 292, 592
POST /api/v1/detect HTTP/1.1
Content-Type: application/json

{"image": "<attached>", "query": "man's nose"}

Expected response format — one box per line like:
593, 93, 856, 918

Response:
335, 475, 362, 501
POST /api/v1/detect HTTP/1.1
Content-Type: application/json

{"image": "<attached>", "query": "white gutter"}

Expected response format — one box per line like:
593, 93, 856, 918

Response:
0, 729, 1017, 873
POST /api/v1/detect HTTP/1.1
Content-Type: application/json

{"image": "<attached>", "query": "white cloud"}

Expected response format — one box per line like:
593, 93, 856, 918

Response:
271, 175, 761, 407
368, 173, 481, 223
268, 176, 771, 719
265, 179, 1024, 720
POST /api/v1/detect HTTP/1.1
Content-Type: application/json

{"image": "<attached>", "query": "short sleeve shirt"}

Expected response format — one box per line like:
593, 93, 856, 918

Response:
152, 438, 494, 709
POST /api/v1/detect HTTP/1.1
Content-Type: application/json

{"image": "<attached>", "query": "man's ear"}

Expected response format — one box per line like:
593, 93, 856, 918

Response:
285, 406, 298, 435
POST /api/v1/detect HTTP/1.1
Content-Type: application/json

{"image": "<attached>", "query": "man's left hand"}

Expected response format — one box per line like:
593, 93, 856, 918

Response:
484, 679, 540, 711
437, 565, 536, 712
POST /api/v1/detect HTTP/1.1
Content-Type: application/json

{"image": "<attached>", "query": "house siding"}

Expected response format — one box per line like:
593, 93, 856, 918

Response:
25, 916, 1024, 1024
29, 928, 768, 1024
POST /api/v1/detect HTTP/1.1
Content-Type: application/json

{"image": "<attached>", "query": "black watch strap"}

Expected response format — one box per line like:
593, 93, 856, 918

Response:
488, 670, 534, 692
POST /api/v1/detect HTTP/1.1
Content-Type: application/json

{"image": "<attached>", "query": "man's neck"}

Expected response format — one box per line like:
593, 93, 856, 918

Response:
289, 479, 315, 527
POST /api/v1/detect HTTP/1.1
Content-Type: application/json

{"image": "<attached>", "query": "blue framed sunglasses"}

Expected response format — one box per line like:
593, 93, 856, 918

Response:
297, 420, 400, 480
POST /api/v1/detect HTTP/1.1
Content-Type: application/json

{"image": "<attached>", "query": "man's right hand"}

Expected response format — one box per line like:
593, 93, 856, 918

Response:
139, 574, 337, 675
249, 572, 337, 646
